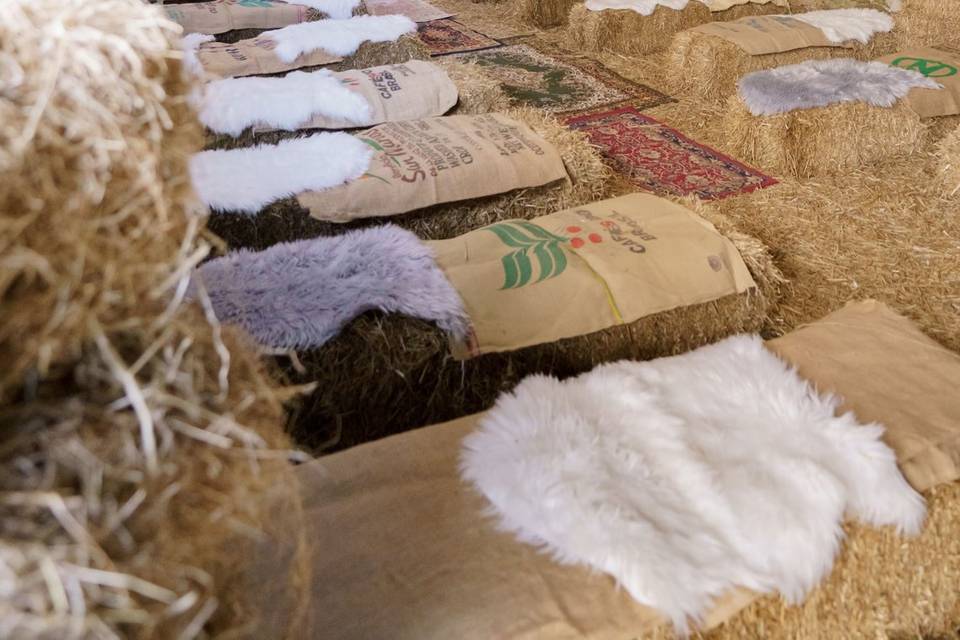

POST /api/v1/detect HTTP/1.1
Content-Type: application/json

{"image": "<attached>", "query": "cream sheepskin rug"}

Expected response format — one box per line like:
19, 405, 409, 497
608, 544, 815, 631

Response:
196, 70, 372, 136
189, 133, 372, 213
584, 0, 687, 15
266, 14, 416, 63
461, 335, 925, 634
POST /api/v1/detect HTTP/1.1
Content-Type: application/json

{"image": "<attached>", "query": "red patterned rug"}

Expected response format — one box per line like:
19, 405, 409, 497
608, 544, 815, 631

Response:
564, 106, 777, 200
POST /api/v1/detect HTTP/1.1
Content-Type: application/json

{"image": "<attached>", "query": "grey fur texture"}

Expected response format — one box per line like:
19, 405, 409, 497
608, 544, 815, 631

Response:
738, 59, 941, 116
195, 225, 469, 349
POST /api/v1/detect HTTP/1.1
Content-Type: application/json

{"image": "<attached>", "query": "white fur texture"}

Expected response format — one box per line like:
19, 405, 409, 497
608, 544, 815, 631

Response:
189, 134, 372, 213
266, 15, 417, 63
181, 33, 214, 77
461, 335, 925, 634
739, 58, 940, 116
289, 0, 361, 19
196, 70, 371, 135
789, 8, 893, 44
584, 0, 687, 15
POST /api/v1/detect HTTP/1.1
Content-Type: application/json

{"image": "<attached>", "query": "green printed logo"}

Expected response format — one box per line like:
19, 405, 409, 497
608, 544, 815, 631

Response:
487, 222, 604, 289
890, 57, 958, 78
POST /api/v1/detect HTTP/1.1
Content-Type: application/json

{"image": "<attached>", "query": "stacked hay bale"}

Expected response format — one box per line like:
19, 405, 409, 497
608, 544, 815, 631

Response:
668, 13, 899, 103
567, 0, 784, 56
275, 200, 783, 452
0, 1, 305, 637
206, 106, 612, 249
720, 58, 935, 177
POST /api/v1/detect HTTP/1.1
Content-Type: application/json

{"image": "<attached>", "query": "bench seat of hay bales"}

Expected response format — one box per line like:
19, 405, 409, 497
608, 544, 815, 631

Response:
198, 193, 782, 451
185, 14, 426, 79
722, 58, 938, 177
567, 0, 785, 57
203, 107, 610, 248
937, 123, 960, 198
669, 8, 898, 103
240, 300, 960, 640
198, 59, 509, 147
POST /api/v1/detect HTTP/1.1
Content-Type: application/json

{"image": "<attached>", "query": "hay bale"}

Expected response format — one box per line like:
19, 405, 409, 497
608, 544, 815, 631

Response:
691, 480, 960, 640
435, 58, 512, 115
278, 203, 783, 453
567, 1, 781, 56
331, 32, 429, 71
518, 0, 580, 28
895, 0, 960, 48
206, 106, 613, 248
0, 1, 306, 637
722, 97, 927, 177
668, 27, 899, 104
936, 124, 960, 198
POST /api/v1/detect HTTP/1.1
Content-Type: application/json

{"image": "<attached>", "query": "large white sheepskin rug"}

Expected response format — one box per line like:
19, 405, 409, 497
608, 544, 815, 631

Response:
460, 335, 925, 633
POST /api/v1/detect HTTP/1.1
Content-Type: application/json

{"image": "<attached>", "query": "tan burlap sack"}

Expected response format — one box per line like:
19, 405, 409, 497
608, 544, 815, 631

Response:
297, 113, 570, 222
165, 0, 315, 34
876, 46, 960, 118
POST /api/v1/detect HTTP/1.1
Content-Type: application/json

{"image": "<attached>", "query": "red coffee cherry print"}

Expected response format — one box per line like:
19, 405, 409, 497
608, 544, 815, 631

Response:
566, 226, 582, 233
588, 233, 602, 244
570, 237, 585, 249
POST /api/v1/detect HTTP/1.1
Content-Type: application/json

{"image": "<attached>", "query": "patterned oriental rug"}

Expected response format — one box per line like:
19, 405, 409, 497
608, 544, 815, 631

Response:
565, 106, 778, 200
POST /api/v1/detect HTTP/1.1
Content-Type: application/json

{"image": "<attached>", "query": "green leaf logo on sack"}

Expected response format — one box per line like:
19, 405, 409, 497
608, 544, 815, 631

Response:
487, 221, 602, 290
890, 57, 958, 78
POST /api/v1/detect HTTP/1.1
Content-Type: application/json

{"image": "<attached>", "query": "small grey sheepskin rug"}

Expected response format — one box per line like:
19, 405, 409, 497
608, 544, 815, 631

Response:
738, 58, 941, 116
193, 225, 469, 350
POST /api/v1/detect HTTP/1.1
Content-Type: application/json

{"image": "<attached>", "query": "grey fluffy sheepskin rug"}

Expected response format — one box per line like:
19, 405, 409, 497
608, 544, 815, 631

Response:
194, 225, 469, 349
738, 58, 940, 116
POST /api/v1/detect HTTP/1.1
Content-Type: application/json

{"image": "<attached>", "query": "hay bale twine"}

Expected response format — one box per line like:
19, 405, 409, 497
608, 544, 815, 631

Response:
283, 203, 783, 453
0, 1, 306, 637
937, 124, 960, 198
206, 106, 613, 249
668, 28, 900, 104
567, 1, 781, 56
722, 97, 927, 178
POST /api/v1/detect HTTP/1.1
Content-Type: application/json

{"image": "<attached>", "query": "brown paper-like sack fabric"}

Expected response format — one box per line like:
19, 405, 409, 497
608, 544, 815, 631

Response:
254, 60, 459, 132
297, 113, 569, 221
429, 193, 756, 359
876, 46, 960, 119
196, 34, 342, 79
689, 14, 844, 54
165, 0, 313, 34
270, 300, 960, 639
767, 300, 960, 491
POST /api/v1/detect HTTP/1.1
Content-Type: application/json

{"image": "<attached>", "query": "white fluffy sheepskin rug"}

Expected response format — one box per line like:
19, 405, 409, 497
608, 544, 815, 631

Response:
460, 335, 925, 634
189, 133, 372, 213
790, 8, 893, 45
197, 70, 372, 136
583, 0, 687, 16
267, 14, 416, 63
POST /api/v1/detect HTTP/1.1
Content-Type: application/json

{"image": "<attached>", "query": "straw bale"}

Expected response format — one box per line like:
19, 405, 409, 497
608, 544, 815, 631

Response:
668, 28, 900, 104
436, 59, 512, 115
517, 0, 580, 28
331, 33, 430, 71
896, 0, 960, 49
215, 1, 368, 44
206, 106, 613, 247
721, 97, 927, 177
274, 203, 782, 453
687, 481, 960, 640
0, 1, 306, 637
567, 1, 781, 56
936, 123, 960, 198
